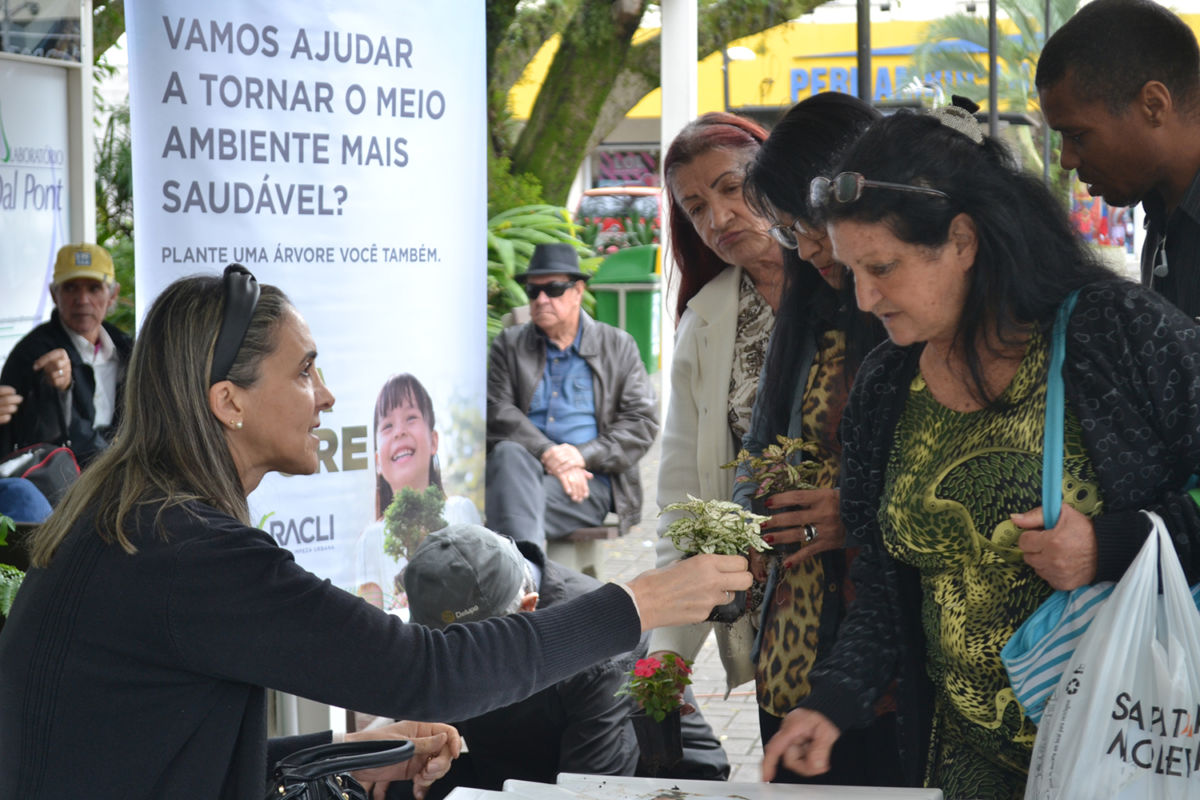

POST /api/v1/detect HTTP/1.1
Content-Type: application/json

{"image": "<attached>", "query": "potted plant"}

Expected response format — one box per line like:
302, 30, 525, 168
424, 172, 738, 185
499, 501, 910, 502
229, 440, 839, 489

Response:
616, 653, 692, 775
383, 485, 447, 597
724, 435, 822, 556
0, 514, 25, 619
659, 494, 770, 622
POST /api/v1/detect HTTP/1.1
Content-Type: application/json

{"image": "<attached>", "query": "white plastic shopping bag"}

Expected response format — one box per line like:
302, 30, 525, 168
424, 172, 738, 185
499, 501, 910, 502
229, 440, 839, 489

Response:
1025, 512, 1200, 799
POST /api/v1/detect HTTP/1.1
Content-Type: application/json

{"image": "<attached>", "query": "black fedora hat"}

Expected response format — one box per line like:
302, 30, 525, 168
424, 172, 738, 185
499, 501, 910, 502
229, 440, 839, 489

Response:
515, 243, 590, 284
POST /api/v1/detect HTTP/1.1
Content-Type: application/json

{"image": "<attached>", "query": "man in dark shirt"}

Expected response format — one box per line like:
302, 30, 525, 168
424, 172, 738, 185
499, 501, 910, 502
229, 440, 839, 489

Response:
401, 524, 729, 798
0, 243, 132, 463
1037, 0, 1200, 320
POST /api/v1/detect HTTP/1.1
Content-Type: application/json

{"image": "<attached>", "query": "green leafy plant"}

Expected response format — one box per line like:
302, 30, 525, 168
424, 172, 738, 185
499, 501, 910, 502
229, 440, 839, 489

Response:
616, 653, 693, 722
660, 495, 770, 556
724, 435, 823, 498
382, 485, 448, 565
487, 151, 544, 220
576, 214, 659, 255
0, 514, 24, 618
618, 214, 658, 248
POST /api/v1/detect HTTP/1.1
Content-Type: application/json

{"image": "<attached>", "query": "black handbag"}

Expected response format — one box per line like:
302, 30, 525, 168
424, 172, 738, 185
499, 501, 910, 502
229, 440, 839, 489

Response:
0, 442, 80, 508
264, 739, 415, 800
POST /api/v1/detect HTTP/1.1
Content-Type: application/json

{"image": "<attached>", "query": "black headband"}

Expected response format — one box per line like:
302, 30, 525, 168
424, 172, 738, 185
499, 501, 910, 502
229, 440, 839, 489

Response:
209, 264, 260, 385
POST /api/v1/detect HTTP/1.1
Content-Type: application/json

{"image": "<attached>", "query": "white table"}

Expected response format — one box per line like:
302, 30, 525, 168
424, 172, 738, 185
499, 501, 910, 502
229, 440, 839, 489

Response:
442, 774, 945, 799
554, 774, 943, 799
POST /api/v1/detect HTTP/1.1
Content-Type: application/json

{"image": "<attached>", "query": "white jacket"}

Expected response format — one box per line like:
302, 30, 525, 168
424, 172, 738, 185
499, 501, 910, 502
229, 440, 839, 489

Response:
648, 265, 757, 692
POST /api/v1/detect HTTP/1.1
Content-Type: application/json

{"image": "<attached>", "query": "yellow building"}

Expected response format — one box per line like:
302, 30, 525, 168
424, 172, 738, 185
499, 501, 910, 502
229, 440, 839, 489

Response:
508, 9, 1200, 188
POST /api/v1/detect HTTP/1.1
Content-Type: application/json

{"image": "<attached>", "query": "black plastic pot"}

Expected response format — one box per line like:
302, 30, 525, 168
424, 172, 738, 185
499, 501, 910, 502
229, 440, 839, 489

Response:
683, 551, 749, 621
706, 589, 746, 623
631, 708, 683, 775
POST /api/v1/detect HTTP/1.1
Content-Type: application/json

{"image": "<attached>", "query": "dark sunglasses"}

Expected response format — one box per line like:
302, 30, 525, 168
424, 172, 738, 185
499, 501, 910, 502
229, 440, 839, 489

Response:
525, 280, 576, 300
809, 171, 950, 212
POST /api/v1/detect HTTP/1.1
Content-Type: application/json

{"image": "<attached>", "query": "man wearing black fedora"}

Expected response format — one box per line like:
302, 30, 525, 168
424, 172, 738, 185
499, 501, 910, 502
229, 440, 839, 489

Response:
486, 243, 658, 550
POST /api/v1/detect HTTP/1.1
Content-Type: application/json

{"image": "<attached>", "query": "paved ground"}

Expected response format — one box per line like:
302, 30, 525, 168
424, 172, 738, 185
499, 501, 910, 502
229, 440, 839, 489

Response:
594, 371, 765, 783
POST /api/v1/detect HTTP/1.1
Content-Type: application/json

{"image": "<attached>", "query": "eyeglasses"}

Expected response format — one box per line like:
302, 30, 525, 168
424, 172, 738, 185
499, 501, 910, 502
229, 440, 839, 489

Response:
767, 218, 825, 251
525, 280, 576, 300
809, 171, 950, 212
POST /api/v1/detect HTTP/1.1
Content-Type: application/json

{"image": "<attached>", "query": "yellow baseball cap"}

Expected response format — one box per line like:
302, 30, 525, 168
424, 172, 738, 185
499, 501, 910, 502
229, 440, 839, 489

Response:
53, 243, 115, 286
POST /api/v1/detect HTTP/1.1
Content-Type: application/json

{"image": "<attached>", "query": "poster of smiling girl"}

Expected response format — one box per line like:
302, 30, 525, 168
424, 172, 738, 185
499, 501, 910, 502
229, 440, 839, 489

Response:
126, 2, 487, 593
353, 373, 482, 612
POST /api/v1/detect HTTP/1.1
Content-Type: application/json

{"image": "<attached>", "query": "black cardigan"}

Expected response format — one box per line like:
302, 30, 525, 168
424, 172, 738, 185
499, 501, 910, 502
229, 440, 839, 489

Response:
0, 501, 641, 798
797, 278, 1200, 786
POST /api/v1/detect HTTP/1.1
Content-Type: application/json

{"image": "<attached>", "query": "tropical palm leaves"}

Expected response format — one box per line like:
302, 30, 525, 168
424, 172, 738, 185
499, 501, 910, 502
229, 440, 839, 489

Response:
912, 0, 1079, 114
911, 0, 1080, 189
487, 204, 600, 343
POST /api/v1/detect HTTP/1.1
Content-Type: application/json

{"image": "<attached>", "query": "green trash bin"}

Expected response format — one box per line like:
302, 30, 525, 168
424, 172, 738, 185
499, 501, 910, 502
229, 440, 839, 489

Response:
590, 244, 661, 374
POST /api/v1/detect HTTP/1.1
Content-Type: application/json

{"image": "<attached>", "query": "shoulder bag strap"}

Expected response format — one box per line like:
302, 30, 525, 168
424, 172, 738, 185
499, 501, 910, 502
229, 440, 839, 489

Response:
1042, 289, 1080, 528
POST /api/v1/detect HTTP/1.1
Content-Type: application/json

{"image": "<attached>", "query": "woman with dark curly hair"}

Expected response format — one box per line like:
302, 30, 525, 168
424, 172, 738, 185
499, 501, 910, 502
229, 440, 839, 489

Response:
763, 102, 1200, 798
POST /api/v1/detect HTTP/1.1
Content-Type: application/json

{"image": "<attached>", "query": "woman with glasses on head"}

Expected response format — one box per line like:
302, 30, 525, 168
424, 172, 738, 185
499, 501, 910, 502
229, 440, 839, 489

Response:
0, 267, 753, 800
737, 92, 893, 786
650, 111, 784, 702
762, 100, 1200, 798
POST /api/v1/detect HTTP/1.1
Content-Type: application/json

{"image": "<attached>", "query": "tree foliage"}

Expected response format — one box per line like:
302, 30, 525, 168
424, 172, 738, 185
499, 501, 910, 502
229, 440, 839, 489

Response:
491, 1, 826, 206
93, 0, 126, 61
92, 1, 136, 335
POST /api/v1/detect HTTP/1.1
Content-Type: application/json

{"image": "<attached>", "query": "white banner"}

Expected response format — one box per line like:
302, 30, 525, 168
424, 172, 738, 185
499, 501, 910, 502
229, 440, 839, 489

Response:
0, 58, 71, 364
128, 2, 486, 597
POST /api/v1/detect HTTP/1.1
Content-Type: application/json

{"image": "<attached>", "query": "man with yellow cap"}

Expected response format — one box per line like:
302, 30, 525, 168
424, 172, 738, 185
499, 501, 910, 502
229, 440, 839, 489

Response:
0, 243, 132, 466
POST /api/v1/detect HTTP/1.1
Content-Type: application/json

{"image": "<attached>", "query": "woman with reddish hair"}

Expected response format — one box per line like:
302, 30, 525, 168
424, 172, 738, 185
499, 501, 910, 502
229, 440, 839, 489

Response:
650, 112, 785, 695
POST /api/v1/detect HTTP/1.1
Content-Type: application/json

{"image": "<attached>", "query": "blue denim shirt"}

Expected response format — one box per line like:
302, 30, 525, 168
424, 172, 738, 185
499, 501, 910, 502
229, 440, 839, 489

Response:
528, 323, 599, 447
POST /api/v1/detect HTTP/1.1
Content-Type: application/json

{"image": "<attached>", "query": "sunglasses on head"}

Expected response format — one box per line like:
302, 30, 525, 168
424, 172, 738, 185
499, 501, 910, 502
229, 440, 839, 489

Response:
525, 280, 576, 300
809, 171, 950, 212
767, 218, 825, 251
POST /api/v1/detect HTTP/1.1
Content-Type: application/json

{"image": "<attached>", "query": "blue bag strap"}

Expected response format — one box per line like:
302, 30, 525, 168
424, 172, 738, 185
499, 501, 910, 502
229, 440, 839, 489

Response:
1042, 289, 1080, 529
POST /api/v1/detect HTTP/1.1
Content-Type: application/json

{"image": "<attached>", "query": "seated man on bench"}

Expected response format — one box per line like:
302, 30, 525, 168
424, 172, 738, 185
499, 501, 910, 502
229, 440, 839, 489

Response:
486, 243, 658, 549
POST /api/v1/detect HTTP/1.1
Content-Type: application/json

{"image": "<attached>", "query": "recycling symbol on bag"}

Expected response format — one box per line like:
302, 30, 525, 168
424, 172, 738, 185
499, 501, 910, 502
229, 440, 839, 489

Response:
1065, 678, 1080, 695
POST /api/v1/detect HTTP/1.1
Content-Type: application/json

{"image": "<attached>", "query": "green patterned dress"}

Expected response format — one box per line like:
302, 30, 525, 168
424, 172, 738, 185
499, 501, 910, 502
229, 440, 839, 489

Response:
879, 330, 1102, 799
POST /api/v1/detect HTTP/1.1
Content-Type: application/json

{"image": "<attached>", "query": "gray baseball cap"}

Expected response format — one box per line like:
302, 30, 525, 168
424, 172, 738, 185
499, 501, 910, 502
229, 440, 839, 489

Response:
404, 523, 527, 629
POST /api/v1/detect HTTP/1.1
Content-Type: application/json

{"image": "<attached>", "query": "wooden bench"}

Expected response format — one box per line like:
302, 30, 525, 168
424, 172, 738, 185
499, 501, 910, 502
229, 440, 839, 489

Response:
546, 522, 620, 578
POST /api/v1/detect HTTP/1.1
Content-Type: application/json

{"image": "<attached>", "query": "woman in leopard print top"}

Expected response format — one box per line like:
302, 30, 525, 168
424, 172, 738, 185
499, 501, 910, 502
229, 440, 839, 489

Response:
738, 93, 892, 786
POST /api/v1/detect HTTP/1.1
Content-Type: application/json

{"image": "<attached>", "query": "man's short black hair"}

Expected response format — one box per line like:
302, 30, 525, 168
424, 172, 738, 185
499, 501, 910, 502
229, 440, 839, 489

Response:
1037, 0, 1200, 114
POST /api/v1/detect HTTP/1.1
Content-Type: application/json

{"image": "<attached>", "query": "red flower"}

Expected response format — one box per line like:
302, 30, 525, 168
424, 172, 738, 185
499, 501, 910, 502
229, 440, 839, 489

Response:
633, 657, 661, 677
618, 652, 694, 722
